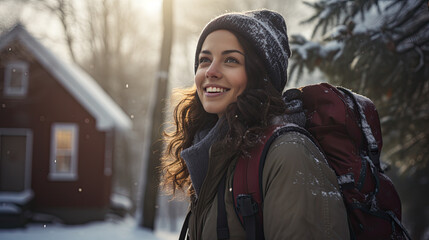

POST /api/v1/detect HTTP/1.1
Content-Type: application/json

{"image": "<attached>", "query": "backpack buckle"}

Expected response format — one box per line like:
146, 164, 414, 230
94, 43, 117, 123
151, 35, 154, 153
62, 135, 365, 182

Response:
236, 194, 258, 217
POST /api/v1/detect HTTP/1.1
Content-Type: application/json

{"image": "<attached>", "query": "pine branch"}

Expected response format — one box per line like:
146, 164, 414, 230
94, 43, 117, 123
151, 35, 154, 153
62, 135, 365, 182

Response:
385, 0, 407, 11
374, 0, 382, 14
289, 61, 299, 83
389, 0, 426, 29
385, 132, 427, 160
312, 20, 325, 38
303, 0, 349, 37
413, 46, 425, 72
394, 17, 429, 48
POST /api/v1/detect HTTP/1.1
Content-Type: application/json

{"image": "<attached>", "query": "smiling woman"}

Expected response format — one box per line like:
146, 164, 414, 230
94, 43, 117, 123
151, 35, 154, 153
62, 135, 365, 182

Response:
161, 9, 349, 240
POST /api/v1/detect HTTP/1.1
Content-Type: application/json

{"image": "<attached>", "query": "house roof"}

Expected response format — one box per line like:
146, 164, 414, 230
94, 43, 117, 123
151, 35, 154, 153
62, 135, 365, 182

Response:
0, 24, 132, 132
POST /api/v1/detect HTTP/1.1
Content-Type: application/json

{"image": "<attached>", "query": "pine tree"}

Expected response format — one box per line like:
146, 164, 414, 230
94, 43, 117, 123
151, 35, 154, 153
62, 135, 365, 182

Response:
290, 0, 429, 238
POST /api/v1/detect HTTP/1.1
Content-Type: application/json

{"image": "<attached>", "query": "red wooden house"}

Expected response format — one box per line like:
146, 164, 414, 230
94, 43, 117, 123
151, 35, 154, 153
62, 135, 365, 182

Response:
0, 25, 132, 226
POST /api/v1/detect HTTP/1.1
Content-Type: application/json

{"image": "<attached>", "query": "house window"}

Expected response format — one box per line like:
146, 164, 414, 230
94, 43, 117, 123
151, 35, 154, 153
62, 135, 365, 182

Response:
49, 123, 78, 181
4, 61, 29, 97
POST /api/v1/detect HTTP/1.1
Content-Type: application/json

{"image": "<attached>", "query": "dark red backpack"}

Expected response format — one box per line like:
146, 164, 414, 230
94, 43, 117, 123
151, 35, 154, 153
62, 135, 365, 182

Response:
217, 83, 411, 240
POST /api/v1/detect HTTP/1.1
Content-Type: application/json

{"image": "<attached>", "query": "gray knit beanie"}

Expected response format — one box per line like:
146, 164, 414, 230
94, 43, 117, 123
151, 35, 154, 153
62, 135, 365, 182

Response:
194, 9, 291, 92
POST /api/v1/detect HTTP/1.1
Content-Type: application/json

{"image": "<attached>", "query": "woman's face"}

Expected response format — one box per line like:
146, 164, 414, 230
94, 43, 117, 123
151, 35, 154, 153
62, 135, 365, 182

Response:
195, 30, 248, 116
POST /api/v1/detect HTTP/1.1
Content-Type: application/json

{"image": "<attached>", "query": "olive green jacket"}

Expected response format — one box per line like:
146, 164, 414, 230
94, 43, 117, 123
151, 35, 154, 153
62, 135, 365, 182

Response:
186, 131, 350, 240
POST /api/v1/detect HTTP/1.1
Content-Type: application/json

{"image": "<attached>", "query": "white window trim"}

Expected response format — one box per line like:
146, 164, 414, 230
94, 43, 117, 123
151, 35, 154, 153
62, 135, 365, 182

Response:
3, 60, 29, 97
49, 123, 79, 181
0, 128, 33, 192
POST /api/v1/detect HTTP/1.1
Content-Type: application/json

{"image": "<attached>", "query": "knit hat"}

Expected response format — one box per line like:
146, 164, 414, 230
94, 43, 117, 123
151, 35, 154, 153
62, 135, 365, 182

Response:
194, 9, 291, 92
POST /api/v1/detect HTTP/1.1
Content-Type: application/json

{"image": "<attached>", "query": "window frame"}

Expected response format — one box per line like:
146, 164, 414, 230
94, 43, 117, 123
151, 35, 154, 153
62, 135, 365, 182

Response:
3, 60, 29, 97
49, 123, 79, 181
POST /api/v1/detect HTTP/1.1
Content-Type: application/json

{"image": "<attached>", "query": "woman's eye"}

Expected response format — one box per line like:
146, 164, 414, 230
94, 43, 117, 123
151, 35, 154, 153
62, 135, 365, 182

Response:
199, 57, 210, 64
225, 57, 239, 64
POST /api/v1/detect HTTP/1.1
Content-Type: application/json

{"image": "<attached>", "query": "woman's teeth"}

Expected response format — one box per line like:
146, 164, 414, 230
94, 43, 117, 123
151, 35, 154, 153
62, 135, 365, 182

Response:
206, 87, 227, 93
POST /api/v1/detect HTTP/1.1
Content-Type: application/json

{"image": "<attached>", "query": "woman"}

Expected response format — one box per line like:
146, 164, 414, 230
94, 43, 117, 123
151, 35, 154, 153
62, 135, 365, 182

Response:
162, 9, 350, 240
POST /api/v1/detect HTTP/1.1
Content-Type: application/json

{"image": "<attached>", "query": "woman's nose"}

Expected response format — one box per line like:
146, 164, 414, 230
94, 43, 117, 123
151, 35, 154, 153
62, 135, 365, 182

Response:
205, 62, 222, 79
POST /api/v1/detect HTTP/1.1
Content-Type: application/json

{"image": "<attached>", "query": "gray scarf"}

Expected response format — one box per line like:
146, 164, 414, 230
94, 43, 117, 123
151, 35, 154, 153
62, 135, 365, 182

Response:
181, 118, 228, 197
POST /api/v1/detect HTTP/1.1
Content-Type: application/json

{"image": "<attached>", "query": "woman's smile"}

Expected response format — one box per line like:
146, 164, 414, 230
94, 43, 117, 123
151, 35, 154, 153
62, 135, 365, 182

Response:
203, 85, 231, 98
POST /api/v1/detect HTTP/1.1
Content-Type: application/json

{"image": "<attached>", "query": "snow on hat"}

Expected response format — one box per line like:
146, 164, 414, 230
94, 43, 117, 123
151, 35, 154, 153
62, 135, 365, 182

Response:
194, 9, 291, 92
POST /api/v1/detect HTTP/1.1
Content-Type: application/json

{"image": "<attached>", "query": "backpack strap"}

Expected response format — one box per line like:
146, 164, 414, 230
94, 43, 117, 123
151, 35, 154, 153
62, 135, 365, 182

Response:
217, 173, 230, 239
217, 124, 316, 240
336, 86, 382, 170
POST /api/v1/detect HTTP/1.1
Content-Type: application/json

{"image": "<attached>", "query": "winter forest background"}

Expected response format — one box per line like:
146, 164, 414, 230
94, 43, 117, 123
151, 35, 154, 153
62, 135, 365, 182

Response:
0, 0, 428, 239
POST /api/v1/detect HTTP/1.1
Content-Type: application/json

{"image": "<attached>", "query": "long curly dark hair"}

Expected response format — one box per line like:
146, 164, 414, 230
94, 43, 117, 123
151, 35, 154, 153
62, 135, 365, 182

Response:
161, 32, 287, 196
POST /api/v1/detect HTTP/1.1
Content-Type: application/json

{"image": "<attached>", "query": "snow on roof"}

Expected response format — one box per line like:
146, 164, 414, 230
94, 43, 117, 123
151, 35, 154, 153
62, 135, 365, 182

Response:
0, 24, 132, 132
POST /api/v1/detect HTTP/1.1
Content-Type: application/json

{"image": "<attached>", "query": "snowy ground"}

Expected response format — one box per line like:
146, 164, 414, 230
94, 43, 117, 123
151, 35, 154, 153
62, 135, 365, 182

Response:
0, 216, 179, 240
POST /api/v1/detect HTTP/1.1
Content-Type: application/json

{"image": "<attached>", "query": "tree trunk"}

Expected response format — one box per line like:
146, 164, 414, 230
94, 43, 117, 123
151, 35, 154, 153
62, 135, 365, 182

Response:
140, 0, 173, 230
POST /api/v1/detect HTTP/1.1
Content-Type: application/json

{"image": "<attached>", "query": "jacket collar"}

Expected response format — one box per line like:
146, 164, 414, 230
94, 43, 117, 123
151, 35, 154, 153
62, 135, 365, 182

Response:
181, 117, 228, 197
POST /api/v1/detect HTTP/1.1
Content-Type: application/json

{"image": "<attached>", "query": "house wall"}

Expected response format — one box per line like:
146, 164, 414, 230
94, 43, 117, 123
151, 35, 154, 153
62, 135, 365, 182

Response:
0, 42, 112, 222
